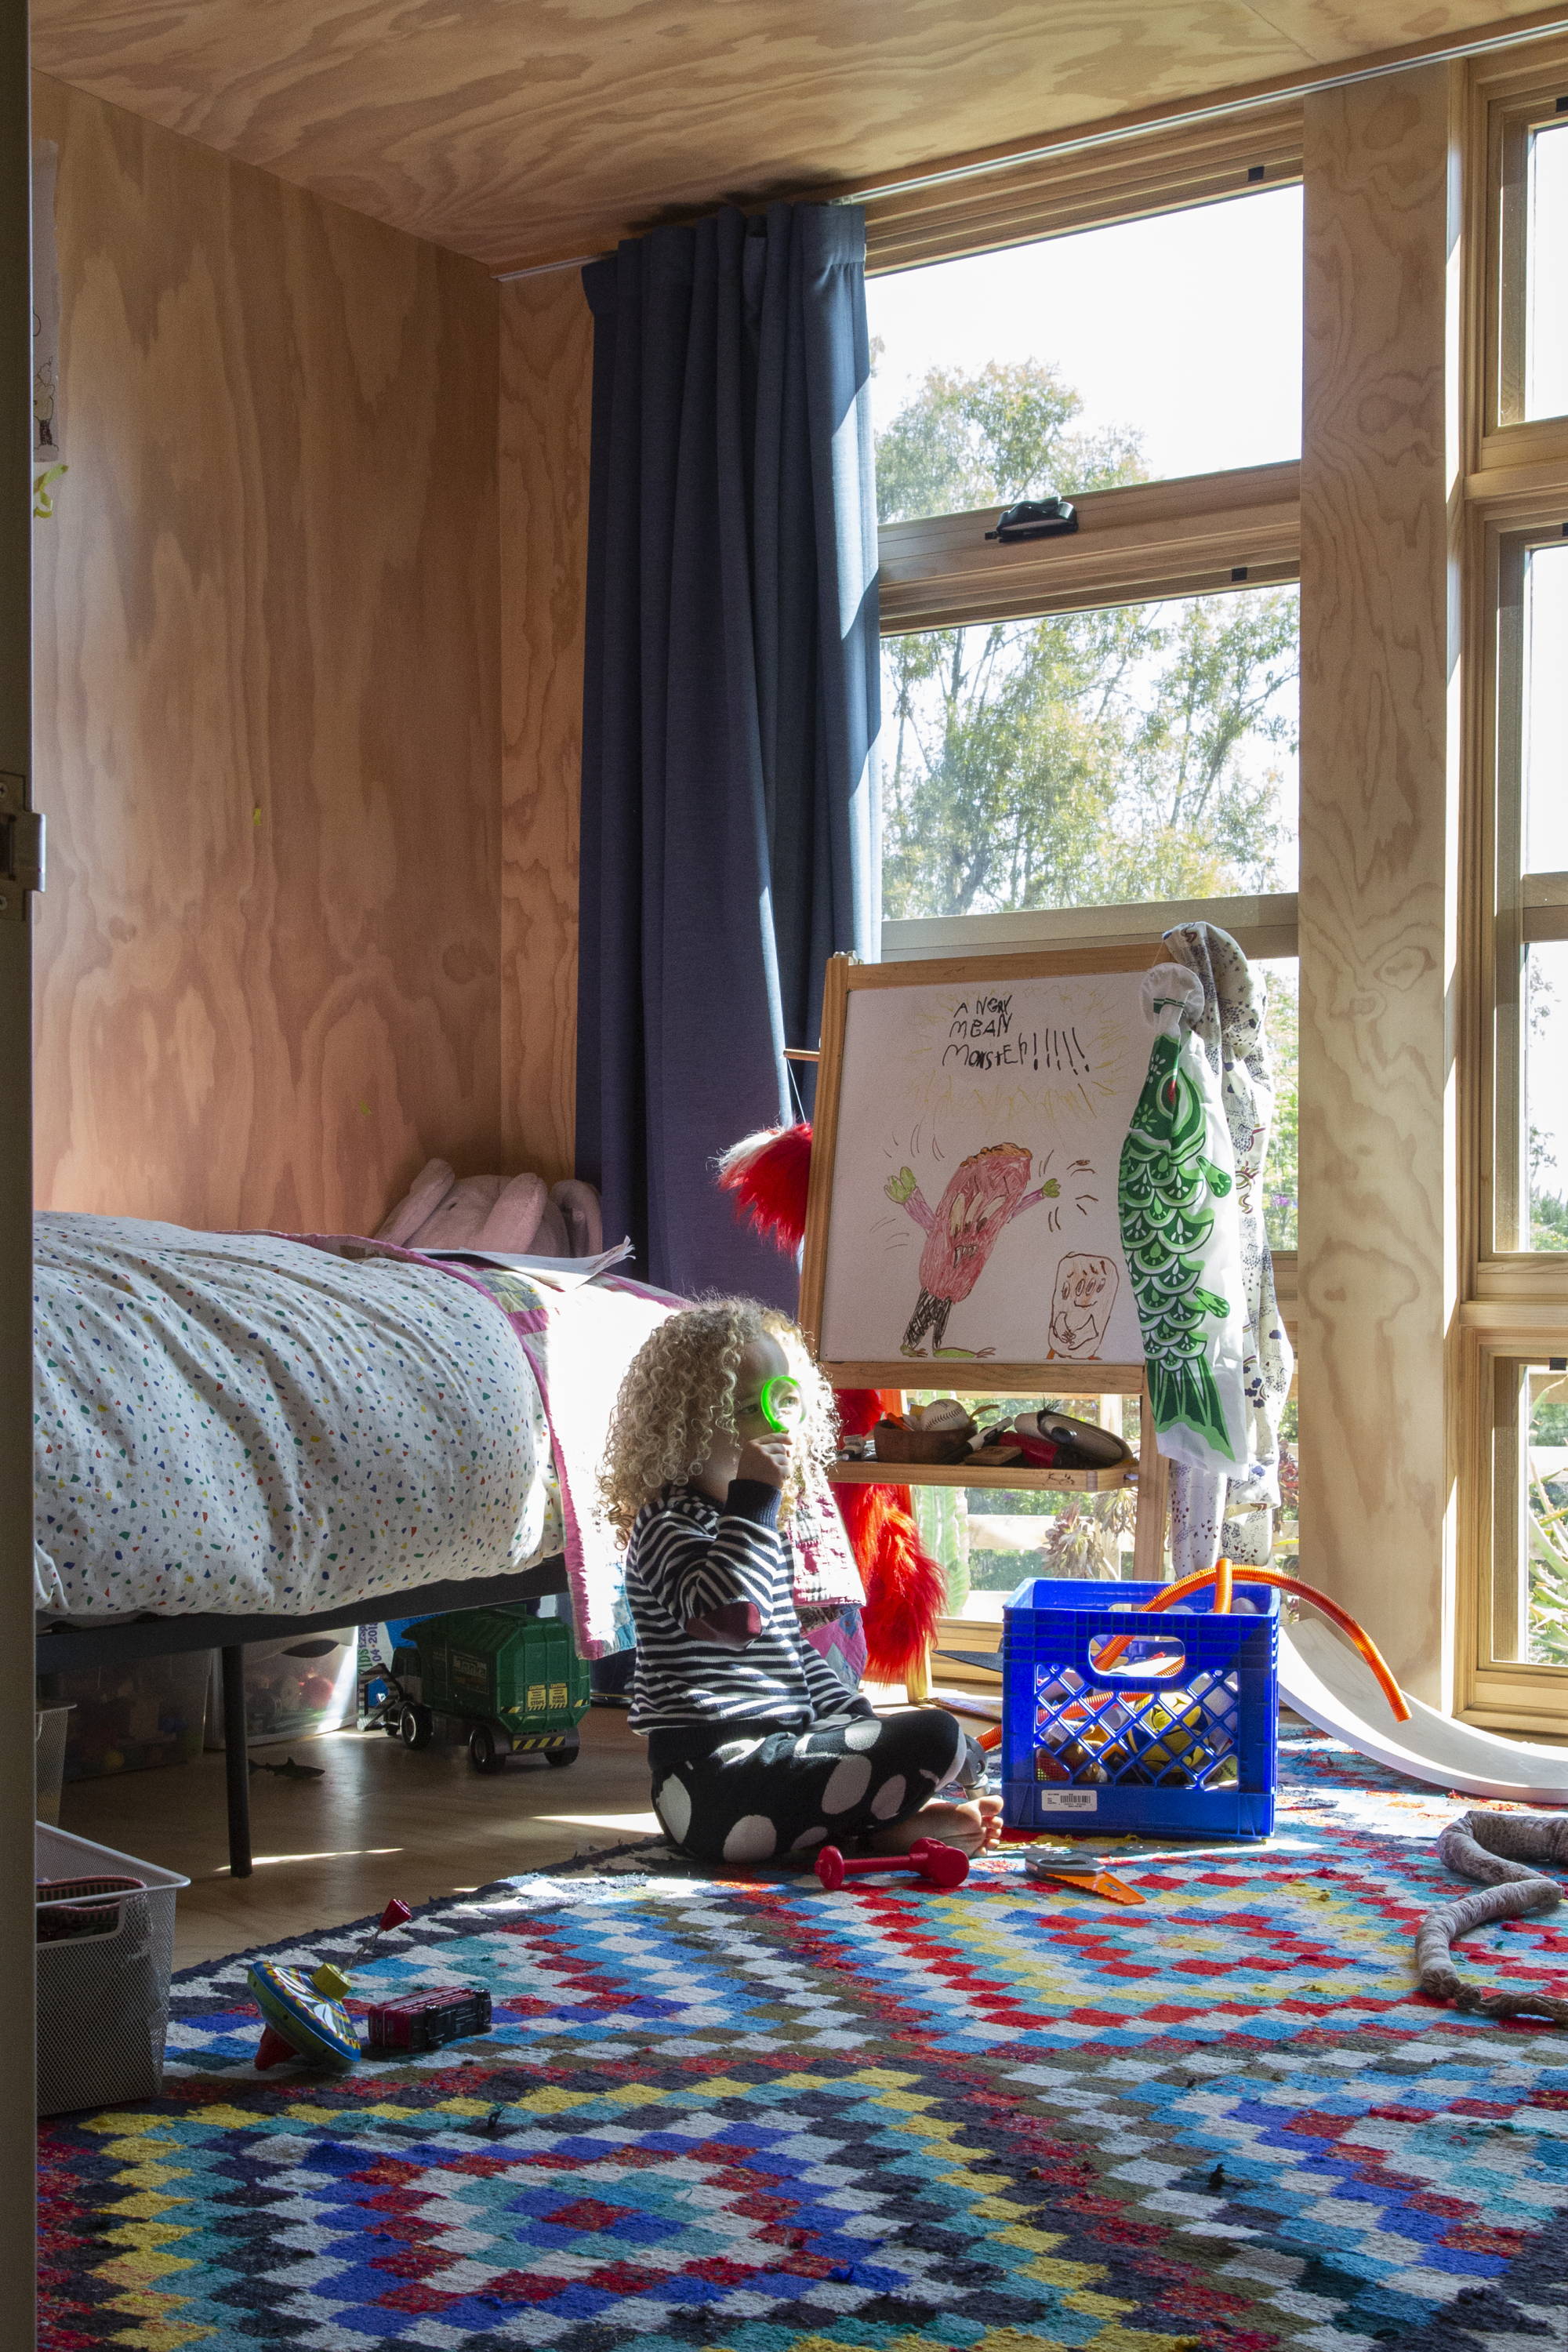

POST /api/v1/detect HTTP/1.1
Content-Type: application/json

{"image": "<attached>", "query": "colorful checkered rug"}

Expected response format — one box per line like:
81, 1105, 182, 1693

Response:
39, 1729, 1568, 2351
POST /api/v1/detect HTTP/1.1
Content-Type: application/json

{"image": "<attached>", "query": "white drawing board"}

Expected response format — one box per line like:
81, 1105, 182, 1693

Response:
802, 948, 1159, 1382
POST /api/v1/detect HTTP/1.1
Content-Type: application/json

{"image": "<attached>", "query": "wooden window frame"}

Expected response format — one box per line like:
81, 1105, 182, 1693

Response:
867, 126, 1305, 961
1470, 38, 1568, 476
1455, 1317, 1568, 1733
1470, 510, 1568, 1264
867, 107, 1305, 642
863, 103, 1301, 278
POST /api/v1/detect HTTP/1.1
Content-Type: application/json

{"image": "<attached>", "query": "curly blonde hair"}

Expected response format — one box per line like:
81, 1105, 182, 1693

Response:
599, 1297, 837, 1538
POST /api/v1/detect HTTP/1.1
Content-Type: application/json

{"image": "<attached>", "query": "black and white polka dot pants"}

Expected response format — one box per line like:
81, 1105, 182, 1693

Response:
648, 1709, 969, 1866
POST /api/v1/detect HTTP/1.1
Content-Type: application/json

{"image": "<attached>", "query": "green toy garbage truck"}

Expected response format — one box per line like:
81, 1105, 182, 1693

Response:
387, 1604, 590, 1773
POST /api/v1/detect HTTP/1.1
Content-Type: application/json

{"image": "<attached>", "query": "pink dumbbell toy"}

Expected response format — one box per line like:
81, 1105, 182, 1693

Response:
815, 1838, 970, 1891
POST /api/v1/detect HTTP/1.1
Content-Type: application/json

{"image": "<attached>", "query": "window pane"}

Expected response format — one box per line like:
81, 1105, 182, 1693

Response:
904, 1388, 1142, 1616
869, 188, 1301, 523
1527, 1367, 1568, 1665
1523, 539, 1568, 877
1526, 940, 1568, 1251
1526, 122, 1568, 423
881, 586, 1298, 917
1255, 956, 1298, 1255
1490, 1362, 1568, 1667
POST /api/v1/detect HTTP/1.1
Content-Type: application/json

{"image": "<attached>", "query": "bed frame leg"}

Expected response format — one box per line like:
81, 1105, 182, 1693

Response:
221, 1646, 253, 1878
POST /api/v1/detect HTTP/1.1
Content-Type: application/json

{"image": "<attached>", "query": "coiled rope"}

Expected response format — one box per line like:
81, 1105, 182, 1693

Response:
1416, 1809, 1568, 2024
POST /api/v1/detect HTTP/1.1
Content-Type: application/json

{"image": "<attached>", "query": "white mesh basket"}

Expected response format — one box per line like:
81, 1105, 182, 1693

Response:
35, 1824, 189, 2116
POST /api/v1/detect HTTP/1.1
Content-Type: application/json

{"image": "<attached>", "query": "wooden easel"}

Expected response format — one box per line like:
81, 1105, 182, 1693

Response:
798, 948, 1172, 1689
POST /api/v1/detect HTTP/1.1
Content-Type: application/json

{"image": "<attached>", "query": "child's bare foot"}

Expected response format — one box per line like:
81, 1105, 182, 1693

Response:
862, 1794, 1003, 1857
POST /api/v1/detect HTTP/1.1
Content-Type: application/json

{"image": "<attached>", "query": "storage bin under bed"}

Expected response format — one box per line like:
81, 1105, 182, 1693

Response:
1001, 1575, 1279, 1838
36, 1823, 189, 2115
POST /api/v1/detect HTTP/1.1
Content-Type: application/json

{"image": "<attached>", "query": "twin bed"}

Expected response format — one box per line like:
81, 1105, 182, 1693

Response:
32, 1214, 675, 1873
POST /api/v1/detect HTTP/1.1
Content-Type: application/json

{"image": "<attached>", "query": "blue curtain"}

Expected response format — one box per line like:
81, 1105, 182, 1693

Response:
576, 202, 880, 1303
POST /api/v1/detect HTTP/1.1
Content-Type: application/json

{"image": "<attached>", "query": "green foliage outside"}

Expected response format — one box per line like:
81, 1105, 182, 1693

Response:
1534, 1187, 1568, 1251
1526, 953, 1568, 1249
877, 358, 1298, 927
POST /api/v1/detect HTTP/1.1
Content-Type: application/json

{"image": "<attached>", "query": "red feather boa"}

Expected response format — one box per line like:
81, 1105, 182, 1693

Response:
717, 1123, 946, 1682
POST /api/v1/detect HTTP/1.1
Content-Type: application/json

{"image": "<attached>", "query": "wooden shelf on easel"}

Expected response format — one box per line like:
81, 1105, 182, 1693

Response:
826, 1457, 1136, 1493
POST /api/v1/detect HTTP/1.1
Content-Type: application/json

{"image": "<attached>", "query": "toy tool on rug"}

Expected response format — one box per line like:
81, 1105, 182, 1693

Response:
1417, 1807, 1568, 2023
815, 1836, 969, 1889
1023, 1852, 1147, 1904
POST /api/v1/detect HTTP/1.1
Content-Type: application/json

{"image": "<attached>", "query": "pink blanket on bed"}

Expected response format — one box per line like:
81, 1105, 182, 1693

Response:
293, 1236, 864, 1657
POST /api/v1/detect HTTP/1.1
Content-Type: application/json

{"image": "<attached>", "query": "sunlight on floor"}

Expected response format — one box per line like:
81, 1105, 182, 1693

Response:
535, 1810, 661, 1835
232, 1846, 405, 1871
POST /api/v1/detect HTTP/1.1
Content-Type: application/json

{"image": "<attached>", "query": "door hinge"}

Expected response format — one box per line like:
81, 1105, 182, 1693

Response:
0, 772, 44, 920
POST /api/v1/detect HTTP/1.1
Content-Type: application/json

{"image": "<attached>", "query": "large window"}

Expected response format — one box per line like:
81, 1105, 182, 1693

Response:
868, 178, 1302, 935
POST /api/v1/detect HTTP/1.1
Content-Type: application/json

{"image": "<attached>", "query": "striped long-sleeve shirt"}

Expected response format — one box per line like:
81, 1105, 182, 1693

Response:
626, 1479, 874, 1734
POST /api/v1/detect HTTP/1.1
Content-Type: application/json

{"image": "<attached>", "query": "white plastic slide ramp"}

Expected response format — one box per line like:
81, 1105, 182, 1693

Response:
1279, 1617, 1568, 1803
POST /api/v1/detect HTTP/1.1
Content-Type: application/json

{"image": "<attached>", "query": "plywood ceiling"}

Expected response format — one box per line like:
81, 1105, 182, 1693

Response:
31, 0, 1560, 274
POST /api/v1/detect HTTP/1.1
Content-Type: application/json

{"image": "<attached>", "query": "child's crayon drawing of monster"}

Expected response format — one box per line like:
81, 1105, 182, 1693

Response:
884, 1142, 1065, 1357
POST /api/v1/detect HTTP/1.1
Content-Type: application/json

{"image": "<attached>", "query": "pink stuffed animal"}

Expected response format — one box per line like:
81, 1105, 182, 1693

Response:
376, 1162, 603, 1258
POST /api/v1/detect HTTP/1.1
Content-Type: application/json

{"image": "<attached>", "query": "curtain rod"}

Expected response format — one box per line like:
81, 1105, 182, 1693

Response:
494, 2, 1568, 283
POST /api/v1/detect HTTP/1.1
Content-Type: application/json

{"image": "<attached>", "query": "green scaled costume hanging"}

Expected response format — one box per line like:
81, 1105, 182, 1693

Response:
1118, 965, 1248, 1478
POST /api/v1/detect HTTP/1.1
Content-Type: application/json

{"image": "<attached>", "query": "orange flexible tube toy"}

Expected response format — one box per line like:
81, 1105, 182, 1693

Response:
1096, 1564, 1410, 1720
974, 1561, 1410, 1751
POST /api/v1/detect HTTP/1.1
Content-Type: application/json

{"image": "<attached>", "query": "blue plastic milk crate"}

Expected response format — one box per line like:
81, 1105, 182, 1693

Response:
1001, 1575, 1279, 1838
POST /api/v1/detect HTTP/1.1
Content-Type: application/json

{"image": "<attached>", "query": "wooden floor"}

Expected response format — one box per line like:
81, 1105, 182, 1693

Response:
57, 1704, 660, 1969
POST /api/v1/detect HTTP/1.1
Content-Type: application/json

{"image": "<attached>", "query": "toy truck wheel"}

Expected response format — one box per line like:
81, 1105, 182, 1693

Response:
397, 1704, 434, 1750
468, 1722, 508, 1773
545, 1733, 580, 1769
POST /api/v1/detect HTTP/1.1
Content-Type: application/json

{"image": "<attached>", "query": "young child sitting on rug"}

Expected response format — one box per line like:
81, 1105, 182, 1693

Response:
601, 1297, 1000, 1867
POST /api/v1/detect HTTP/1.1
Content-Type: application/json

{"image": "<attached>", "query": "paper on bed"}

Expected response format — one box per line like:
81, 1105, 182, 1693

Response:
419, 1239, 634, 1289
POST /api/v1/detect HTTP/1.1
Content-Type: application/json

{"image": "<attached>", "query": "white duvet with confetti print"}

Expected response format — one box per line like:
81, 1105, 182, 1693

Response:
33, 1214, 556, 1617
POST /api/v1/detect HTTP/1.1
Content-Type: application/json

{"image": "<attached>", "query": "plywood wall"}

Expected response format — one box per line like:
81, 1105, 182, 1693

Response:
1298, 66, 1458, 1703
498, 273, 592, 1186
31, 75, 504, 1237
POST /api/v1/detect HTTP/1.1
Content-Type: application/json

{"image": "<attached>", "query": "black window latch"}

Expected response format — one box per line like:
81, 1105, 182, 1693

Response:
985, 497, 1078, 544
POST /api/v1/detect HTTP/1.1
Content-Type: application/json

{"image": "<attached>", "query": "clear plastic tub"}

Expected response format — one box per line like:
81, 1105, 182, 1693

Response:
35, 1823, 189, 2115
205, 1629, 359, 1748
55, 1651, 209, 1780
